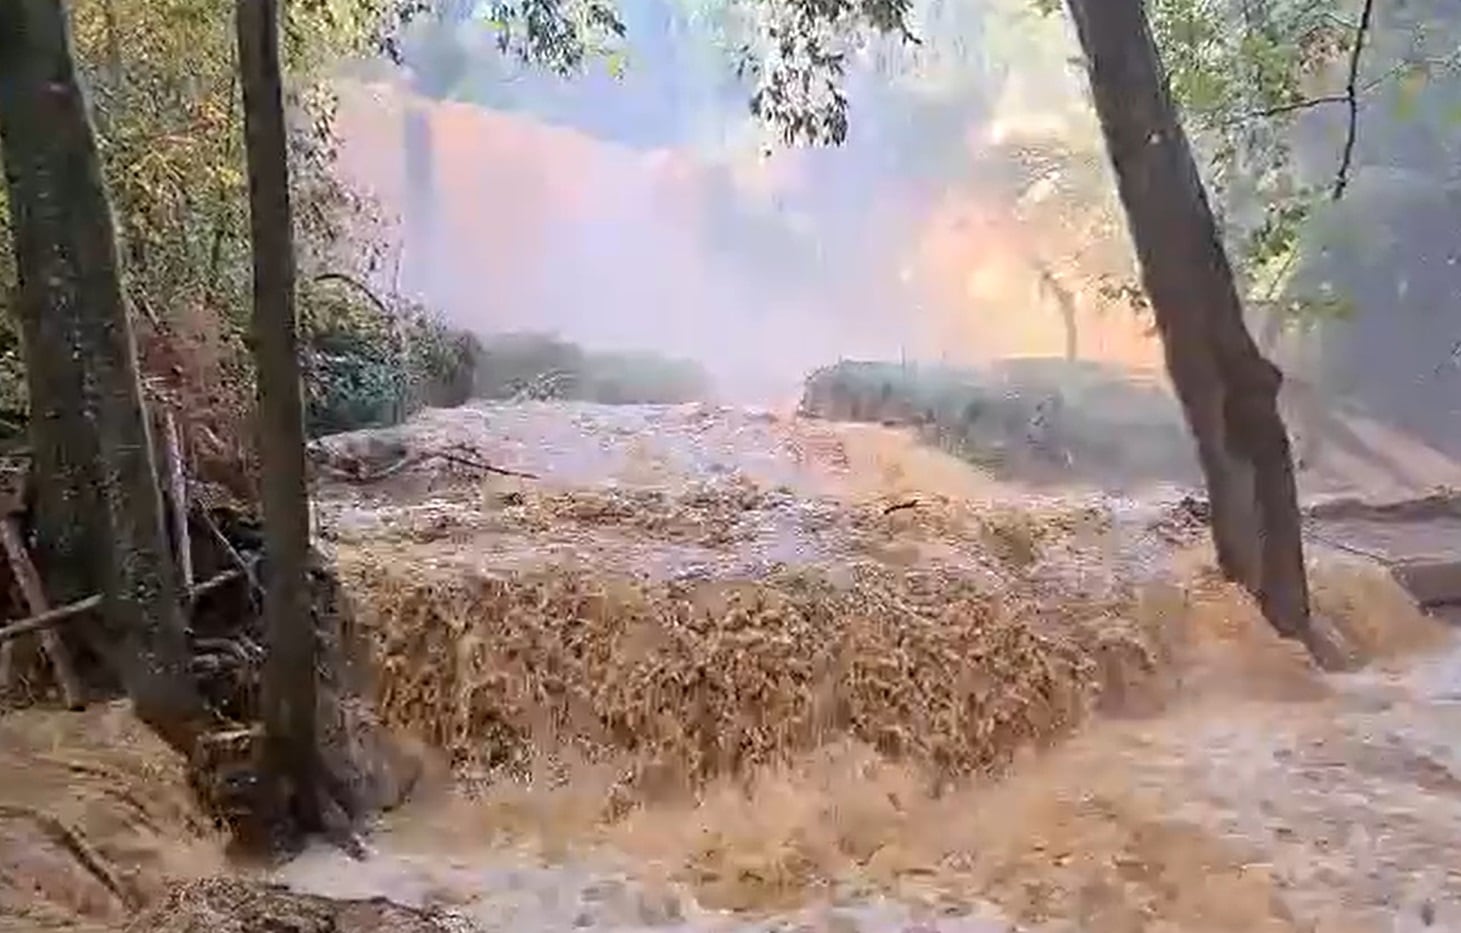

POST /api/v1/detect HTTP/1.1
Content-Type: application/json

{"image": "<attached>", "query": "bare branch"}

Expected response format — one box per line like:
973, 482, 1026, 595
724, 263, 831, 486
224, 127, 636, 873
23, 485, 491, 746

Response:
1234, 28, 1460, 128
310, 445, 539, 484
1333, 0, 1376, 201
0, 595, 104, 644
311, 271, 392, 317
1239, 93, 1349, 122
0, 570, 246, 645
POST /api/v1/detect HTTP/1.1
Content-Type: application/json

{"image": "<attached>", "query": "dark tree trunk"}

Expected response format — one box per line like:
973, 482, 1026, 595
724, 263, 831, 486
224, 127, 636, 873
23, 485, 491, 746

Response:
0, 0, 208, 746
1063, 0, 1333, 664
236, 0, 321, 831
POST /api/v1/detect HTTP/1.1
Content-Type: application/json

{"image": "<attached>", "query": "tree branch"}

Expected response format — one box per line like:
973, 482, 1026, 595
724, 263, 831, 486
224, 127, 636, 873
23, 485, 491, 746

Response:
1333, 0, 1376, 201
311, 271, 393, 318
1236, 17, 1449, 130
1241, 93, 1349, 121
0, 570, 244, 645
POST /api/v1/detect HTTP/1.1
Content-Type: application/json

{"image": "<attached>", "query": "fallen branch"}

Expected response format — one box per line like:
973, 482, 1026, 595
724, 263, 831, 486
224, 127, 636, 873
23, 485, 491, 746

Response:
0, 516, 83, 708
0, 804, 137, 911
436, 448, 539, 479
314, 448, 539, 484
311, 271, 392, 318
0, 569, 245, 645
198, 508, 262, 603
883, 500, 920, 515
0, 595, 102, 645
189, 567, 245, 601
1304, 527, 1392, 564
162, 409, 194, 590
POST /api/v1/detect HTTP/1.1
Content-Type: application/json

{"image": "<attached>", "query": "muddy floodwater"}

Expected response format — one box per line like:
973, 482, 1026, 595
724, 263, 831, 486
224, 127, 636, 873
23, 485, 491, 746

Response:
5, 401, 1461, 933
288, 402, 1461, 933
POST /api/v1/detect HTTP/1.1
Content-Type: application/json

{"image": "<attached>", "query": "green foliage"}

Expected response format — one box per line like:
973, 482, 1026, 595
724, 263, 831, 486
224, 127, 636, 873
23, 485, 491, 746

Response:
0, 0, 470, 447
1139, 0, 1461, 329
1009, 0, 1461, 331
799, 358, 1195, 485
1149, 0, 1344, 278
474, 333, 709, 404
398, 0, 923, 146
301, 279, 480, 436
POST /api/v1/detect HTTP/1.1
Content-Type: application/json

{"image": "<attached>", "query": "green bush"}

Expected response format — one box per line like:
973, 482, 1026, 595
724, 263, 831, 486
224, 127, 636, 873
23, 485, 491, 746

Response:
301, 281, 480, 437
799, 358, 1197, 486
474, 332, 709, 404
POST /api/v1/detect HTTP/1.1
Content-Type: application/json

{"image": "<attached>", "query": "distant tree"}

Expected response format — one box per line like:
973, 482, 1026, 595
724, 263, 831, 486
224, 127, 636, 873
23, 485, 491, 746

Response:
0, 0, 208, 745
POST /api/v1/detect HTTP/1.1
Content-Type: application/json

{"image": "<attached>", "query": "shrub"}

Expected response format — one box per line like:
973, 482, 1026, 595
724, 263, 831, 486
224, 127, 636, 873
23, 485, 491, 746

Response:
474, 332, 709, 404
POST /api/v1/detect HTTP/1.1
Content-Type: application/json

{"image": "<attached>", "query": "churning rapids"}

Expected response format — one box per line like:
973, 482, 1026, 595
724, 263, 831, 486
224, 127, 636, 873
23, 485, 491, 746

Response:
5, 400, 1461, 933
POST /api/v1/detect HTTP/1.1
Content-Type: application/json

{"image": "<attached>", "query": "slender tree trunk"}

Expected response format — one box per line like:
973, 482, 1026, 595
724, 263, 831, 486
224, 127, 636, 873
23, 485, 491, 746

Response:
236, 0, 321, 831
0, 0, 208, 746
1063, 0, 1330, 663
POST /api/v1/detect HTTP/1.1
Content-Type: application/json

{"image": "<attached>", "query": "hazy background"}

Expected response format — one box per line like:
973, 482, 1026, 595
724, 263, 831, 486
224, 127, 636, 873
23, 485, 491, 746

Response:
324, 0, 1461, 454
328, 0, 1160, 404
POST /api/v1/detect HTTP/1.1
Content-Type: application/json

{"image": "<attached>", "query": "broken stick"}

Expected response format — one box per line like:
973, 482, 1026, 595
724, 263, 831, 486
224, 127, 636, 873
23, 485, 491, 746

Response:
162, 409, 195, 590
0, 517, 84, 708
0, 569, 245, 646
313, 448, 539, 484
198, 508, 262, 603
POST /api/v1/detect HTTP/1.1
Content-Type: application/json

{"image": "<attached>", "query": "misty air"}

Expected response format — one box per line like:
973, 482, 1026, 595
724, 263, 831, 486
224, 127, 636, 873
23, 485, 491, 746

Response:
1, 0, 1459, 930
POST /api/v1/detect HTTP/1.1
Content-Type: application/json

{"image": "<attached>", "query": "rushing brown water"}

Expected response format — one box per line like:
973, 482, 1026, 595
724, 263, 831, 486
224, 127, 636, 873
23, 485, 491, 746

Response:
267, 585, 1461, 933
4, 401, 1459, 932
285, 402, 1461, 933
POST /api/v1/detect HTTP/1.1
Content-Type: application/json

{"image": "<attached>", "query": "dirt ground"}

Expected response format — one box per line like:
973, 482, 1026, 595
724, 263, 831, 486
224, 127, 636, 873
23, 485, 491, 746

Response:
0, 704, 223, 932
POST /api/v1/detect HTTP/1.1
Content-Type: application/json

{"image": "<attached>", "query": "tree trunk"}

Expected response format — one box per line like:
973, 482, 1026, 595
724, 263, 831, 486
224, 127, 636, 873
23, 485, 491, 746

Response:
0, 0, 208, 746
1063, 0, 1332, 664
236, 0, 321, 831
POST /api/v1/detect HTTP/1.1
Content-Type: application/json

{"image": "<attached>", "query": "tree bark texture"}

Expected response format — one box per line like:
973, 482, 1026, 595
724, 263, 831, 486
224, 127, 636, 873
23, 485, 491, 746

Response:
1063, 0, 1325, 660
0, 0, 208, 744
236, 0, 321, 830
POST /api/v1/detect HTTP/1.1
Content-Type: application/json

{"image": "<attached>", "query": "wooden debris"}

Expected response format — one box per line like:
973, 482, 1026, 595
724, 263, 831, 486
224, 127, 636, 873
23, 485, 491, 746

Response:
313, 445, 539, 484
199, 507, 262, 602
163, 409, 195, 589
0, 569, 245, 646
0, 516, 84, 708
0, 455, 31, 693
0, 594, 104, 646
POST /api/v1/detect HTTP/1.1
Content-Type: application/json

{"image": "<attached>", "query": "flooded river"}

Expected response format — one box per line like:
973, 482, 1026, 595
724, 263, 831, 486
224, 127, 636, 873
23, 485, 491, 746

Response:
282, 402, 1461, 933
4, 401, 1459, 932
